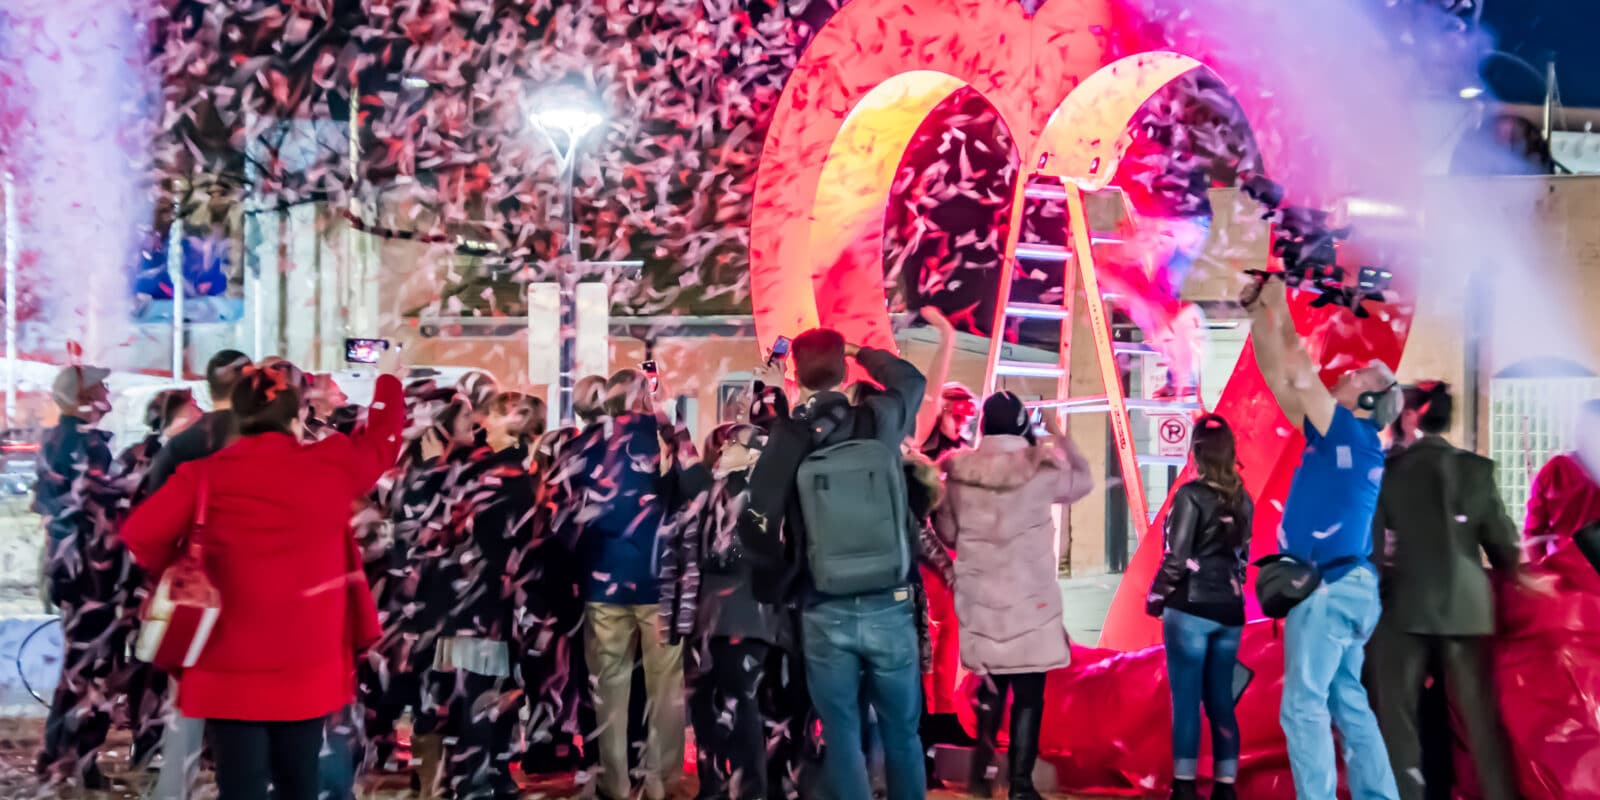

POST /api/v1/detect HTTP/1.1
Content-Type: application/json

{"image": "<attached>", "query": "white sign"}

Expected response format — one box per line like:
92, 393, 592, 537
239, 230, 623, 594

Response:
1153, 413, 1192, 458
1140, 353, 1169, 399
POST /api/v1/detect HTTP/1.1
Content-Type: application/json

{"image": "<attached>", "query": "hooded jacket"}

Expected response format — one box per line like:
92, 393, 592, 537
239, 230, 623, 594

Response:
934, 433, 1092, 675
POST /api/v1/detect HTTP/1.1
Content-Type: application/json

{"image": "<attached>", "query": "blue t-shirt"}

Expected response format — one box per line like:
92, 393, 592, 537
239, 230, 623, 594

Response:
1279, 406, 1383, 582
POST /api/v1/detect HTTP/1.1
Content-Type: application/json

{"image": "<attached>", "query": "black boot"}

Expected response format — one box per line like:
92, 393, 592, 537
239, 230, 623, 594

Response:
1209, 781, 1237, 800
1170, 778, 1199, 800
968, 692, 1005, 797
1006, 704, 1044, 800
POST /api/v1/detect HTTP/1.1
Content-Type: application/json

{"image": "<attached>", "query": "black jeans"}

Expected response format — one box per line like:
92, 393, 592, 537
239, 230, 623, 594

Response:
433, 670, 520, 800
41, 604, 114, 777
689, 638, 771, 800
209, 717, 327, 800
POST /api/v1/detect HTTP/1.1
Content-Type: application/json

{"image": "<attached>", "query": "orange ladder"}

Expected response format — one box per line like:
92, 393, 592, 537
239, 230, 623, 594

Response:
981, 174, 1200, 532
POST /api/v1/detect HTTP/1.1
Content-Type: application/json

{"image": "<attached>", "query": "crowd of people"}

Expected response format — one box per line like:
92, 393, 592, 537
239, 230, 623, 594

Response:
25, 287, 1600, 800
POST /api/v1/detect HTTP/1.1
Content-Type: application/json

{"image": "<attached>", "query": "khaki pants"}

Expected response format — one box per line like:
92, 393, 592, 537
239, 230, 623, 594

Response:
584, 602, 685, 800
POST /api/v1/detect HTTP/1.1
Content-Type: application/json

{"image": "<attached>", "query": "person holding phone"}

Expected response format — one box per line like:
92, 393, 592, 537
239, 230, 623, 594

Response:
933, 393, 1092, 799
1145, 415, 1253, 800
121, 345, 406, 800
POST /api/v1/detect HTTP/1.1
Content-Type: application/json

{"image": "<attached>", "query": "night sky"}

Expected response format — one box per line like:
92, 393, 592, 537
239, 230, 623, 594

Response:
1481, 0, 1600, 107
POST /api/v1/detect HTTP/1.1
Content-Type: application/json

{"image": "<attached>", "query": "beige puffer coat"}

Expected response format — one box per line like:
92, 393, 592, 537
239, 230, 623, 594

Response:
934, 433, 1093, 675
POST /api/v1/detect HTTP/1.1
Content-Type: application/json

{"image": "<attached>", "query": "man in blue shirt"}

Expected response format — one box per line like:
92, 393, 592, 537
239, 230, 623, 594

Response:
1243, 276, 1401, 800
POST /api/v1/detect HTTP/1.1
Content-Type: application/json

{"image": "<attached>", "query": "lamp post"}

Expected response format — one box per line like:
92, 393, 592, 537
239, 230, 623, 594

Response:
1461, 50, 1559, 140
528, 94, 604, 424
2, 170, 17, 425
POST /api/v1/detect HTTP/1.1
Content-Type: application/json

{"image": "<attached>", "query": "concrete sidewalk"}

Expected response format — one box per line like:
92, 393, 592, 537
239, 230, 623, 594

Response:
1060, 572, 1124, 645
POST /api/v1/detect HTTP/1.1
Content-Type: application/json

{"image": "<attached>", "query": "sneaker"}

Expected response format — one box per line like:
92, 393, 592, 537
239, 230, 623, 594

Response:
1211, 782, 1237, 800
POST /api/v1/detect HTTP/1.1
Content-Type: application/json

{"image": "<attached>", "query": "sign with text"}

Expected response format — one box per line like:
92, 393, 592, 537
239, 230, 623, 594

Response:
1153, 413, 1193, 458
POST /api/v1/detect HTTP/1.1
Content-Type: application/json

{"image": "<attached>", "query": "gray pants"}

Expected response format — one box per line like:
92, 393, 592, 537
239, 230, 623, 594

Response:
1367, 624, 1515, 800
149, 713, 204, 800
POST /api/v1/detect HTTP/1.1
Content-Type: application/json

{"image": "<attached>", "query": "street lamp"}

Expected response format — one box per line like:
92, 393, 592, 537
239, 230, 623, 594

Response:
1461, 50, 1560, 140
528, 91, 604, 424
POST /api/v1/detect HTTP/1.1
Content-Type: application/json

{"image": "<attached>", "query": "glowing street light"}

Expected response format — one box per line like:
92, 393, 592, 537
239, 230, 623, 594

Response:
528, 91, 605, 424
531, 106, 604, 146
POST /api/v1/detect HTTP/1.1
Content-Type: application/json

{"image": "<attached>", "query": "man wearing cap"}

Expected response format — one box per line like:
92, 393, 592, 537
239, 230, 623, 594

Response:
33, 364, 117, 787
1242, 276, 1401, 800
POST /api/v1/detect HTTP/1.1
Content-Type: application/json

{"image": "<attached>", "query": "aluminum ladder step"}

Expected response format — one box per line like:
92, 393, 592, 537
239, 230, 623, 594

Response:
994, 360, 1066, 379
1015, 242, 1072, 262
1024, 184, 1069, 201
1112, 342, 1160, 356
1048, 398, 1203, 414
1027, 395, 1107, 410
1004, 302, 1071, 321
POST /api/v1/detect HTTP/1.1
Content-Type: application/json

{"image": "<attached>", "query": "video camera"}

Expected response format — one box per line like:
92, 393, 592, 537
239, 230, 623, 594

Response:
1241, 175, 1393, 318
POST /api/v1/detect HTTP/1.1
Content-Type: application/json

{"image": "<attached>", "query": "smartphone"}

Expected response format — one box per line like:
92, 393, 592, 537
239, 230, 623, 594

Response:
344, 338, 390, 365
768, 336, 792, 366
641, 360, 660, 393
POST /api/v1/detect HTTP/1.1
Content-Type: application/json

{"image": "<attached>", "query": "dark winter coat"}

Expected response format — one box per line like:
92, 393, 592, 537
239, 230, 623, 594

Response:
1147, 481, 1253, 625
557, 414, 687, 606
739, 347, 927, 605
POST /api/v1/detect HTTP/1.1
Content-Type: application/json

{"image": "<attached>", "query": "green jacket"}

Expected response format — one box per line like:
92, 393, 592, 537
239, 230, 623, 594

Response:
1372, 436, 1521, 636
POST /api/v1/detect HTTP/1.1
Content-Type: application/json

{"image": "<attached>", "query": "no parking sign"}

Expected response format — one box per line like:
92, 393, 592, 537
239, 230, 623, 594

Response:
1154, 414, 1192, 458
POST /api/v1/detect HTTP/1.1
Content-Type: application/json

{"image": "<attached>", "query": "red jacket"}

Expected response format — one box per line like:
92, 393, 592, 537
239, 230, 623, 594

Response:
122, 375, 405, 721
1525, 452, 1600, 561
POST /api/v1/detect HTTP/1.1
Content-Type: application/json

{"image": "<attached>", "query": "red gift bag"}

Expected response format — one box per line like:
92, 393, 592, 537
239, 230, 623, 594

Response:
135, 470, 222, 672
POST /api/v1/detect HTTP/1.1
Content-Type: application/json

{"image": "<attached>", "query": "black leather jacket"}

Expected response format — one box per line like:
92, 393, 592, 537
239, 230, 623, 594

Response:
1147, 481, 1252, 622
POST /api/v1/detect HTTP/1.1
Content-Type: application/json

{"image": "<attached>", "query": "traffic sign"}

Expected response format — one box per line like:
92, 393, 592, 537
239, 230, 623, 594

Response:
1154, 413, 1192, 458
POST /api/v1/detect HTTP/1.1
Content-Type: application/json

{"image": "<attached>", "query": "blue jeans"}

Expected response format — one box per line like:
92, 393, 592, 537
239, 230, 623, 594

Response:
802, 590, 925, 800
1163, 609, 1242, 781
1281, 568, 1399, 800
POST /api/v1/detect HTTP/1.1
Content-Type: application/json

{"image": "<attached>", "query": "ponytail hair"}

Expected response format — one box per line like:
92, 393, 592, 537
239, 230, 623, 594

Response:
1192, 414, 1247, 536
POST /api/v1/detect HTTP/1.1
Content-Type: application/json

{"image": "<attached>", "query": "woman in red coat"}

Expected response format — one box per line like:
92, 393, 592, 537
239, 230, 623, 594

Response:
122, 358, 405, 799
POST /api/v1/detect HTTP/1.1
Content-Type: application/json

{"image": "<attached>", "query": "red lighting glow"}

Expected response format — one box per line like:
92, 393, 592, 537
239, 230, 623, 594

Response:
749, 0, 1416, 650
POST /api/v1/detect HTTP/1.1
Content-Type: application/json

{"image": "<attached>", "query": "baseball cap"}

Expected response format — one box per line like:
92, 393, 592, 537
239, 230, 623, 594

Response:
52, 365, 111, 411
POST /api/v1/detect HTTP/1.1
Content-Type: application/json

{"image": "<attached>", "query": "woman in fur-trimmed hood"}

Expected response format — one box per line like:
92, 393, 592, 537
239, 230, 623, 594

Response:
933, 391, 1093, 800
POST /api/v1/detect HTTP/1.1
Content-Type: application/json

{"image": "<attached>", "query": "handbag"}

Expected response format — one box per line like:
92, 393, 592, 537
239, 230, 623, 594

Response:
134, 469, 223, 671
1253, 553, 1364, 619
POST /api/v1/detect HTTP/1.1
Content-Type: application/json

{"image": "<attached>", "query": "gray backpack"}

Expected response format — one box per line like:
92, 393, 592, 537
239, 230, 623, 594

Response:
796, 432, 912, 597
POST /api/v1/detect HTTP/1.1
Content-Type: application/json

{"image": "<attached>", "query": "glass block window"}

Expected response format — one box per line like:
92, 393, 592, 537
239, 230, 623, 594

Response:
1489, 376, 1600, 522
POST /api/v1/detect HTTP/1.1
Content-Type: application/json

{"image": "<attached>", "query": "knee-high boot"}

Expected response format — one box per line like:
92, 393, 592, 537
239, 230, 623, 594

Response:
1006, 703, 1043, 800
968, 687, 1004, 797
